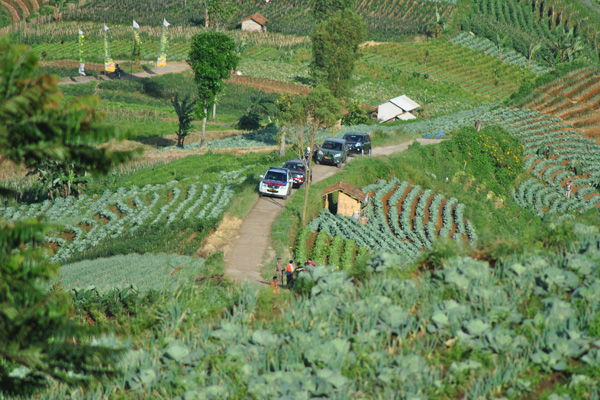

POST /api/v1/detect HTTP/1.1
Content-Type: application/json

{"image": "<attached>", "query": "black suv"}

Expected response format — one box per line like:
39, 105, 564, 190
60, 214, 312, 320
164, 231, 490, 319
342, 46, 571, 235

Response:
343, 133, 372, 156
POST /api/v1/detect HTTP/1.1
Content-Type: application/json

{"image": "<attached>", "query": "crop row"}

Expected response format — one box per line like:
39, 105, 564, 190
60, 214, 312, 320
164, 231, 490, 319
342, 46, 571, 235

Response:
73, 223, 600, 399
450, 32, 547, 75
0, 170, 245, 262
306, 178, 476, 260
483, 107, 600, 215
293, 227, 366, 270
361, 40, 534, 100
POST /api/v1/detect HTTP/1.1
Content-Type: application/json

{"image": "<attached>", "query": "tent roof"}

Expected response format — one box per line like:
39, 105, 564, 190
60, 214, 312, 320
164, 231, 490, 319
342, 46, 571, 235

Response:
395, 112, 417, 121
323, 180, 369, 203
240, 13, 268, 26
389, 95, 420, 112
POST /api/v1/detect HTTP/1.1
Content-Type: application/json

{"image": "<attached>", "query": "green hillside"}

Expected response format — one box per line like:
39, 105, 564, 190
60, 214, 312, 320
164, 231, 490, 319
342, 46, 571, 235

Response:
3, 0, 600, 398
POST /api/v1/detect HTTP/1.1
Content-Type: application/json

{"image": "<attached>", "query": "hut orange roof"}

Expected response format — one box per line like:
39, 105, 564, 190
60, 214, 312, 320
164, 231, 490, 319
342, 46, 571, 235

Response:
323, 180, 369, 203
239, 13, 268, 26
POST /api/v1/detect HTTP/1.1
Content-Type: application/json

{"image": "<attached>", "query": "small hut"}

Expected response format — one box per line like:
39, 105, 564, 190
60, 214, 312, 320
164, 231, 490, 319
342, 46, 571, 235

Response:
323, 180, 369, 217
376, 95, 420, 122
239, 13, 268, 32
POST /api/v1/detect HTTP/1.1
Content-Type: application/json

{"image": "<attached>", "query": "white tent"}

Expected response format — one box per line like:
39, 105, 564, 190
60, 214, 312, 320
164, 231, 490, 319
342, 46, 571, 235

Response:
377, 95, 420, 122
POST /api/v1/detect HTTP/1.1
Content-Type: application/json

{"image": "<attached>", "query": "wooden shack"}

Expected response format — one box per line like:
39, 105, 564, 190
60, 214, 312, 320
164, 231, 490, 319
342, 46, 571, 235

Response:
323, 180, 369, 217
239, 13, 268, 32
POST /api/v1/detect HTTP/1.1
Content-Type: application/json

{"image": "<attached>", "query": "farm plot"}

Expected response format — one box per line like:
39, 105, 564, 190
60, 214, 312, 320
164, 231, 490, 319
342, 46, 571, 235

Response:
234, 0, 455, 39
59, 253, 207, 292
450, 32, 548, 75
0, 168, 249, 263
513, 67, 600, 141
98, 229, 600, 399
484, 108, 600, 215
360, 40, 535, 101
304, 178, 476, 262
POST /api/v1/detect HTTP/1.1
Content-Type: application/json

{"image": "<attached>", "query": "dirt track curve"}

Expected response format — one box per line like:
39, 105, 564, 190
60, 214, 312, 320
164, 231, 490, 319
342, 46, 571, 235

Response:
225, 138, 445, 283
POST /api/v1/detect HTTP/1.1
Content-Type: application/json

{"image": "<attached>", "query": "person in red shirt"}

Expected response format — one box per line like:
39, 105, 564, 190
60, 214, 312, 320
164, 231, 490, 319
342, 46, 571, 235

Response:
269, 276, 279, 293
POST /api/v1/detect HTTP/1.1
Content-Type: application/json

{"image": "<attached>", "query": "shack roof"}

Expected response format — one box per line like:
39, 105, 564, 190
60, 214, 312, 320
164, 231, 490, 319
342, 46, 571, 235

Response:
389, 95, 420, 112
323, 180, 369, 203
239, 13, 268, 26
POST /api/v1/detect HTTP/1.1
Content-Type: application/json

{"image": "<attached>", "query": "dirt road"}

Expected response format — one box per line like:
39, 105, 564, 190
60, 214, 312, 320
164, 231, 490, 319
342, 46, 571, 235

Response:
56, 62, 191, 85
225, 138, 445, 283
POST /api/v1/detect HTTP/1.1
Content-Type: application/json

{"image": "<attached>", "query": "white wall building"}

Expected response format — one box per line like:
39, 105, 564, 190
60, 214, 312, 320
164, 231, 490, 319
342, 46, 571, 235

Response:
240, 13, 268, 32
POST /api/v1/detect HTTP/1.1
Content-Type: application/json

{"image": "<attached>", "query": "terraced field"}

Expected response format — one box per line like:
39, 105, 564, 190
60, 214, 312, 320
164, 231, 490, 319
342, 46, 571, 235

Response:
360, 40, 536, 101
303, 178, 477, 263
485, 108, 600, 215
514, 67, 600, 141
0, 168, 249, 262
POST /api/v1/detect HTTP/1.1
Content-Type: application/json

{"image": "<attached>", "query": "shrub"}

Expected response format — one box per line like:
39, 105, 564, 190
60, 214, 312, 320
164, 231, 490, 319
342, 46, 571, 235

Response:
236, 111, 261, 131
453, 125, 524, 189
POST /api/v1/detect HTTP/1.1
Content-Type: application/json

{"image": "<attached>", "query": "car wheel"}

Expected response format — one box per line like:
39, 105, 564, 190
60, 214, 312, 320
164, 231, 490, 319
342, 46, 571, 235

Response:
368, 148, 372, 156
315, 160, 320, 165
336, 162, 342, 168
361, 149, 364, 156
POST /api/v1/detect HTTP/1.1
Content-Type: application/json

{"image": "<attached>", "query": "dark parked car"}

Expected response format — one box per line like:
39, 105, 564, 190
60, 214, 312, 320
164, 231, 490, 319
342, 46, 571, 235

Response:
343, 133, 372, 156
283, 160, 312, 187
315, 138, 348, 168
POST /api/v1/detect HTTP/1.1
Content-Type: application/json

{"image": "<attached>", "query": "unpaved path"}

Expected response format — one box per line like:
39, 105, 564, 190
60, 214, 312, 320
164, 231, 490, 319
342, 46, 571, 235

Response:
225, 138, 445, 283
56, 62, 191, 85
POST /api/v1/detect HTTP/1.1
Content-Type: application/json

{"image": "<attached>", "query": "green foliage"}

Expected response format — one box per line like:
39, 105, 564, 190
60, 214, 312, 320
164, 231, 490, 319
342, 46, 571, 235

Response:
171, 92, 196, 147
189, 31, 239, 115
0, 220, 124, 394
301, 85, 342, 130
341, 100, 370, 126
310, 9, 366, 98
236, 110, 261, 131
0, 8, 11, 29
0, 39, 131, 391
312, 0, 355, 22
453, 125, 524, 190
311, 230, 330, 265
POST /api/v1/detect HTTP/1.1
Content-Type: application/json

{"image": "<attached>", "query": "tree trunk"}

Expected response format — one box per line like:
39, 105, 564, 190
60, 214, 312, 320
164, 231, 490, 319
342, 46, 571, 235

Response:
205, 6, 209, 28
279, 129, 286, 158
302, 126, 316, 226
212, 102, 216, 120
201, 103, 207, 147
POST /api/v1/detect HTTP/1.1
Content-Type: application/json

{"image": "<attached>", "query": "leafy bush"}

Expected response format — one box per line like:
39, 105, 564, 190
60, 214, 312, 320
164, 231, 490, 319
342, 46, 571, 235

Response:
453, 125, 524, 189
237, 111, 261, 130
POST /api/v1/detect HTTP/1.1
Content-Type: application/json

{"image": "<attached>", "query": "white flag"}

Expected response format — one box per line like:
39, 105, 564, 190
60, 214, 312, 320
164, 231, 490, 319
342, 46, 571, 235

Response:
133, 20, 139, 29
78, 28, 83, 35
163, 18, 170, 27
104, 24, 109, 31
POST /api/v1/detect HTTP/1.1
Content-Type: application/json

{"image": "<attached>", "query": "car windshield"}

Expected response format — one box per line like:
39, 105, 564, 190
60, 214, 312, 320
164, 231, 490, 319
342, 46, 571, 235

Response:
284, 163, 304, 172
265, 171, 286, 181
345, 135, 362, 142
322, 141, 342, 150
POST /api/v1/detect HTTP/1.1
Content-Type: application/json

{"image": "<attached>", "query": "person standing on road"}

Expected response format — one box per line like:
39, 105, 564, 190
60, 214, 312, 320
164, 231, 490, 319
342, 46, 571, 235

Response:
275, 257, 285, 287
566, 180, 572, 199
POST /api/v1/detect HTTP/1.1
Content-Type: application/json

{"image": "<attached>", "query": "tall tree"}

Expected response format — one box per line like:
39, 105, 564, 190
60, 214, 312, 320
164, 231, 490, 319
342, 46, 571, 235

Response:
0, 39, 131, 394
276, 93, 298, 157
312, 0, 354, 23
299, 86, 341, 225
188, 31, 239, 147
310, 9, 366, 99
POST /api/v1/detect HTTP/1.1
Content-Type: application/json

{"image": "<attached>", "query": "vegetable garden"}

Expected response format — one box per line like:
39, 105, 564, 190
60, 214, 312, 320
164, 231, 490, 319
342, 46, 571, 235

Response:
298, 178, 477, 266
514, 67, 600, 141
361, 40, 536, 101
0, 168, 250, 263
483, 107, 600, 216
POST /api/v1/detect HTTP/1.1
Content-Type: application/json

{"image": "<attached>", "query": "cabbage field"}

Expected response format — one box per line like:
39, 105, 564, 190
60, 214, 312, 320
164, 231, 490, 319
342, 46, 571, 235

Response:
302, 178, 477, 264
0, 168, 249, 263
59, 253, 207, 292
39, 225, 600, 399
